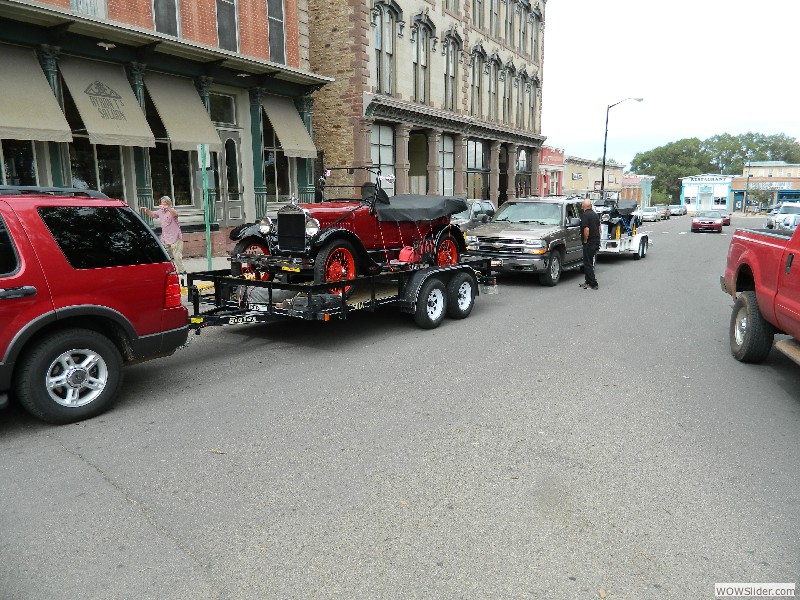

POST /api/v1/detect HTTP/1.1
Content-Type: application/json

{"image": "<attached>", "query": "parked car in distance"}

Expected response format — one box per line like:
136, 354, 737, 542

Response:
719, 210, 731, 226
775, 213, 800, 232
638, 206, 662, 222
655, 205, 670, 220
0, 186, 189, 424
669, 204, 687, 216
691, 210, 723, 233
451, 199, 496, 232
765, 201, 800, 229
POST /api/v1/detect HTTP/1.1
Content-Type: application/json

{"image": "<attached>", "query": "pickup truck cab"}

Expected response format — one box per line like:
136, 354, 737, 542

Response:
721, 225, 800, 365
464, 196, 584, 286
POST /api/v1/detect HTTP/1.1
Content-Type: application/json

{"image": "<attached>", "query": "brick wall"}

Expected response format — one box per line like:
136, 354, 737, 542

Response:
39, 0, 69, 9
180, 0, 218, 47
285, 0, 300, 68
239, 0, 269, 60
108, 0, 153, 29
182, 229, 237, 258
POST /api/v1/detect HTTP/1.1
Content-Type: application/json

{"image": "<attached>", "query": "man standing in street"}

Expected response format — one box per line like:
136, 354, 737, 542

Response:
579, 198, 601, 290
140, 196, 185, 276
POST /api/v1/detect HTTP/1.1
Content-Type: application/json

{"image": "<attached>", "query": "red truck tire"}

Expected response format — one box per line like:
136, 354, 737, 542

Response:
730, 291, 776, 363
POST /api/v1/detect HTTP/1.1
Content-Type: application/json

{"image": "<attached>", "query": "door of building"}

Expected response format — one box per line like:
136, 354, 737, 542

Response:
214, 131, 245, 227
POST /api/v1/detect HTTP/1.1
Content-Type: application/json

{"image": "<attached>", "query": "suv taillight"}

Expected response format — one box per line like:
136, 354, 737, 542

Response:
165, 272, 182, 308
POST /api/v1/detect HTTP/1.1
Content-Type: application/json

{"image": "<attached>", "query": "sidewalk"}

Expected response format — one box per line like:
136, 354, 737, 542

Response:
181, 255, 232, 295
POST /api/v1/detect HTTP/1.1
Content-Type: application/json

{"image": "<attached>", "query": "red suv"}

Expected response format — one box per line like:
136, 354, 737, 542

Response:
0, 186, 188, 424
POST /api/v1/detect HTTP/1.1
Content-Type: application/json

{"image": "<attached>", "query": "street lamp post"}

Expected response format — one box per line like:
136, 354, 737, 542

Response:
600, 97, 643, 199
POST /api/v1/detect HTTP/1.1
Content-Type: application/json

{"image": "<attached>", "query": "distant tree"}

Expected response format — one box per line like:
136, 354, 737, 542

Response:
703, 133, 800, 174
630, 138, 714, 201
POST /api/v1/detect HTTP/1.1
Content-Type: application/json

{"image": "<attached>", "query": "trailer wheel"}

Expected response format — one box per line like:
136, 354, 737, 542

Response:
446, 272, 476, 319
414, 278, 447, 329
232, 237, 272, 281
634, 238, 648, 260
730, 291, 775, 363
15, 328, 123, 424
539, 251, 562, 286
315, 240, 359, 297
435, 234, 460, 266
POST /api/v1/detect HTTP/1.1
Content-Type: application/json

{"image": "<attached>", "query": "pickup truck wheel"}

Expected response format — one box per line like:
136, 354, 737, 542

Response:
446, 272, 476, 319
634, 238, 648, 260
730, 291, 775, 363
232, 237, 271, 281
539, 252, 562, 286
414, 277, 447, 329
435, 234, 460, 266
14, 328, 123, 424
315, 241, 358, 298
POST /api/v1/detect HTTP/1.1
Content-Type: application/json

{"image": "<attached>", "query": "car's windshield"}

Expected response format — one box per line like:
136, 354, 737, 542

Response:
778, 205, 800, 215
642, 207, 657, 212
492, 201, 562, 225
697, 211, 721, 218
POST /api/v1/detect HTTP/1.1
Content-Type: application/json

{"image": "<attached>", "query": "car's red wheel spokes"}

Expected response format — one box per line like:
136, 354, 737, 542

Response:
325, 247, 355, 294
437, 239, 458, 266
242, 243, 271, 281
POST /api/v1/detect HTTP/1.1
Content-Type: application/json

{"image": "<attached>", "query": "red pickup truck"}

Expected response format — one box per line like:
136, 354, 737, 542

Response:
721, 225, 800, 364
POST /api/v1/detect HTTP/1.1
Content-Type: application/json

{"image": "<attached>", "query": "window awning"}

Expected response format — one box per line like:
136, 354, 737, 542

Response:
261, 96, 317, 159
0, 45, 72, 143
58, 56, 155, 147
143, 72, 222, 152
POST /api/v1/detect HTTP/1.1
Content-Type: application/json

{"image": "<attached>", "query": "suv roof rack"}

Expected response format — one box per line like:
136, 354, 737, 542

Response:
0, 185, 109, 199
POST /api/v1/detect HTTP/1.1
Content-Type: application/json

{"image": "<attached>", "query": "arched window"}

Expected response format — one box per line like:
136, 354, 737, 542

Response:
528, 76, 540, 132
516, 71, 527, 129
518, 1, 529, 55
373, 1, 401, 95
505, 0, 515, 47
472, 0, 483, 28
502, 61, 516, 125
489, 0, 500, 37
531, 6, 541, 61
488, 54, 501, 121
443, 30, 462, 111
412, 13, 435, 104
470, 45, 487, 117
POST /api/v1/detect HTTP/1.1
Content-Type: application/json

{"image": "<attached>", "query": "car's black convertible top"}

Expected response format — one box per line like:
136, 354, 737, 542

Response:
375, 194, 468, 223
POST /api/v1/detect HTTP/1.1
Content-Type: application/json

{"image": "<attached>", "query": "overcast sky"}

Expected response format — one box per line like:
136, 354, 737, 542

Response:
541, 0, 800, 169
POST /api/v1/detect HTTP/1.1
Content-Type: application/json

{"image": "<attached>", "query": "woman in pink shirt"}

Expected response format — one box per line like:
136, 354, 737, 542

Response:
140, 196, 185, 274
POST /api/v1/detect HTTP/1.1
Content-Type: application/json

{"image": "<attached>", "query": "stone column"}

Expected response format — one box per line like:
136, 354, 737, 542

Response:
126, 62, 153, 213
37, 44, 66, 187
394, 123, 411, 195
489, 140, 501, 204
249, 87, 268, 216
353, 118, 374, 190
453, 134, 467, 195
426, 129, 442, 195
506, 143, 518, 201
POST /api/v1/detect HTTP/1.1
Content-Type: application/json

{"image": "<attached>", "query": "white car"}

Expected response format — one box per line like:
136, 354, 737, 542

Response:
637, 206, 662, 222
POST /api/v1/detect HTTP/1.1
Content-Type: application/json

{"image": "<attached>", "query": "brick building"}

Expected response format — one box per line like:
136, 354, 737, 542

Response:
537, 145, 563, 196
0, 0, 330, 255
621, 173, 654, 206
307, 0, 546, 205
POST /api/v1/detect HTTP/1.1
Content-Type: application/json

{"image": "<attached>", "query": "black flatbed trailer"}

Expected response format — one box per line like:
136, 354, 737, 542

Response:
187, 257, 496, 331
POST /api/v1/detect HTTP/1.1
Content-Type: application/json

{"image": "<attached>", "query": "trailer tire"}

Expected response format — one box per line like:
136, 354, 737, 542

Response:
315, 240, 359, 298
446, 272, 476, 319
730, 291, 775, 363
634, 238, 648, 260
414, 277, 447, 329
232, 237, 271, 281
539, 251, 562, 286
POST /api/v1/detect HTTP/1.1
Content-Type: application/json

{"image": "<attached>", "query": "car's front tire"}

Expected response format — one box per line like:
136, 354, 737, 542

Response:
539, 251, 562, 286
314, 240, 359, 297
231, 237, 271, 281
15, 328, 123, 424
730, 291, 775, 363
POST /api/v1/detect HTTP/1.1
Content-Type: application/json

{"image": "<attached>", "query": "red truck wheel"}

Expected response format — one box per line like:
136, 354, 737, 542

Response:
730, 291, 775, 363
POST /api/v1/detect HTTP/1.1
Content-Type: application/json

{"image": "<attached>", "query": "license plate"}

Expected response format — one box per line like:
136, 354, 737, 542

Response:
491, 258, 503, 267
250, 304, 269, 312
281, 266, 300, 272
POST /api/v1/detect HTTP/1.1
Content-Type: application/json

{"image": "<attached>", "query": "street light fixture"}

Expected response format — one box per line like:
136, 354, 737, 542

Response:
600, 97, 643, 199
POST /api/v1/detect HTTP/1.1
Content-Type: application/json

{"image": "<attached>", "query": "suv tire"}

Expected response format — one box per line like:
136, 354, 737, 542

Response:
539, 251, 562, 286
15, 328, 123, 424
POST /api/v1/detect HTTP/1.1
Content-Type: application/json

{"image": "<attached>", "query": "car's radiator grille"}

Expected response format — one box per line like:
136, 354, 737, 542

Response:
472, 237, 528, 254
278, 212, 306, 251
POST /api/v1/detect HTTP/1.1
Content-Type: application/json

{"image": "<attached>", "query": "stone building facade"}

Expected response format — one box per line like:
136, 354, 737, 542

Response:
0, 0, 330, 255
308, 0, 547, 205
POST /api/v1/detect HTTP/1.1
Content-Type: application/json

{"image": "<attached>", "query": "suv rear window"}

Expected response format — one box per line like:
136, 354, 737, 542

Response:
38, 206, 168, 269
0, 215, 19, 276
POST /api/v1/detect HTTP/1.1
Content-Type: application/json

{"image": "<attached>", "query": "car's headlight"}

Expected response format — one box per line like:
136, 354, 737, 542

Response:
259, 217, 273, 235
523, 239, 547, 254
601, 213, 610, 222
465, 235, 478, 245
305, 217, 320, 236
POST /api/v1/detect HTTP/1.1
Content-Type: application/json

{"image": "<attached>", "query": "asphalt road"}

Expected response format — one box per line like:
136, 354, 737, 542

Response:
1, 214, 798, 600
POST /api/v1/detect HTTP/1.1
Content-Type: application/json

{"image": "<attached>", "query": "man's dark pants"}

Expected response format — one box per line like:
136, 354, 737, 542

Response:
583, 242, 600, 288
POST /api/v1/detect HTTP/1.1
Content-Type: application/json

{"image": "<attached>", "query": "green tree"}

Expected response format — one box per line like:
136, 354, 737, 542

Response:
630, 138, 714, 201
702, 132, 800, 174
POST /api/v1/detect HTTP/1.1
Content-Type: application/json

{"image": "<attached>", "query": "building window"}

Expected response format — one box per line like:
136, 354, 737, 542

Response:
531, 9, 540, 60
67, 140, 125, 201
413, 24, 431, 103
472, 0, 483, 28
210, 93, 237, 126
440, 134, 455, 196
528, 80, 538, 131
268, 0, 286, 65
71, 0, 107, 18
262, 117, 292, 202
216, 0, 239, 52
467, 139, 488, 200
445, 0, 459, 10
515, 77, 525, 129
516, 148, 532, 197
371, 124, 395, 196
502, 68, 513, 125
470, 50, 485, 117
443, 33, 460, 110
153, 0, 180, 37
375, 4, 397, 95
518, 5, 528, 54
505, 0, 515, 47
488, 58, 500, 121
489, 0, 500, 37
2, 140, 37, 186
150, 143, 192, 206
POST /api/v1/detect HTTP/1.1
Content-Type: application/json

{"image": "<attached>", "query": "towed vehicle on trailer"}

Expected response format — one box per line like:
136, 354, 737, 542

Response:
597, 199, 650, 259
